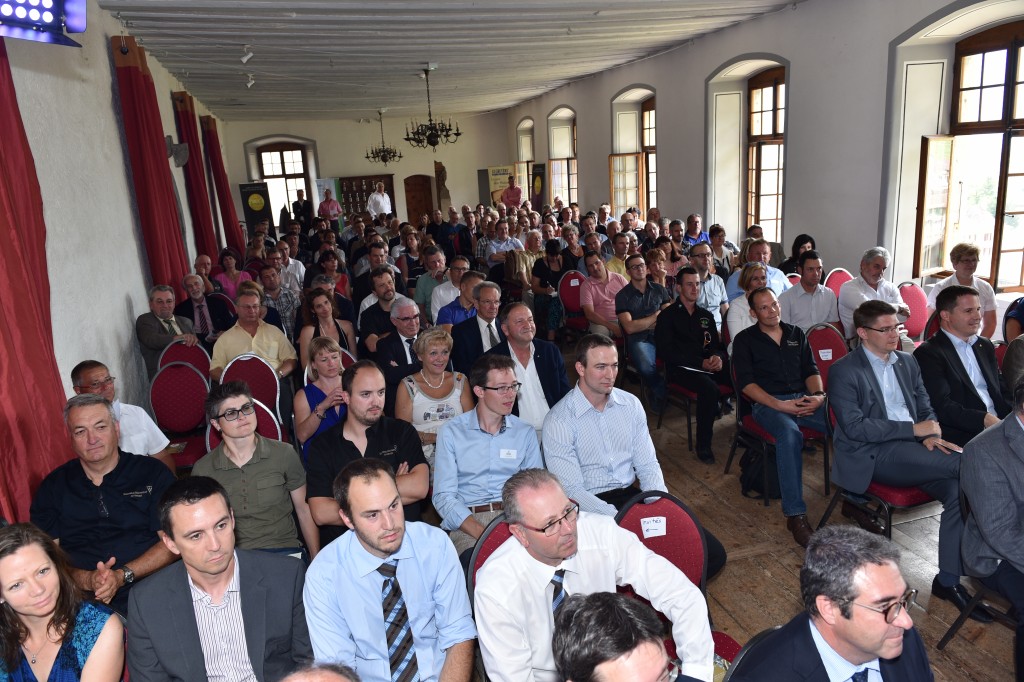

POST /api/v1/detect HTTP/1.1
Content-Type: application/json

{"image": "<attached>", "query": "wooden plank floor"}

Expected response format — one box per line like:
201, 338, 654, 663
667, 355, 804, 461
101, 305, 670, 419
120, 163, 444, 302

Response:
644, 381, 1015, 680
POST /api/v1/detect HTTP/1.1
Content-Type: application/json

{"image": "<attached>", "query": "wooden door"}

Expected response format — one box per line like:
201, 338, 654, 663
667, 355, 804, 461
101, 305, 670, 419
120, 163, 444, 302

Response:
404, 175, 434, 224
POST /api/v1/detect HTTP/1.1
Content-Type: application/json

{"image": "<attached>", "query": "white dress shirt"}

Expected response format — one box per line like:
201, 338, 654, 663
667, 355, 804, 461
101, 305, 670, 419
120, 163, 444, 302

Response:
779, 283, 839, 331
114, 401, 170, 456
510, 343, 548, 435
837, 277, 906, 340
431, 281, 460, 321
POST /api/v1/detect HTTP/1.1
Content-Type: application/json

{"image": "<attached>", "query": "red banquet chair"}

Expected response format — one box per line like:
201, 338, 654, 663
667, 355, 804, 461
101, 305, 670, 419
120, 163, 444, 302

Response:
897, 281, 929, 343
467, 514, 513, 682
149, 361, 209, 469
157, 339, 211, 377
655, 360, 733, 452
805, 323, 847, 390
205, 398, 283, 450
823, 267, 853, 293
557, 270, 589, 339
208, 291, 236, 316
222, 353, 282, 424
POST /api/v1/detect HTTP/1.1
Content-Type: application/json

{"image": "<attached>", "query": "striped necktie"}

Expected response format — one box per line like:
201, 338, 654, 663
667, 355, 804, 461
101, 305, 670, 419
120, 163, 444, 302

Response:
850, 670, 868, 682
551, 568, 566, 613
378, 560, 419, 682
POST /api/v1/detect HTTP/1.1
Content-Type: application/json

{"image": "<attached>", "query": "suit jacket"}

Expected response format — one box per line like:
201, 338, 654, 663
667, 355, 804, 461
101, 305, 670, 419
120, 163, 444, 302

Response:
486, 339, 570, 414
450, 315, 505, 375
1004, 336, 1024, 395
376, 332, 421, 416
136, 312, 196, 378
730, 612, 933, 682
961, 415, 1024, 578
127, 548, 312, 682
174, 296, 236, 354
913, 331, 1011, 446
829, 348, 936, 494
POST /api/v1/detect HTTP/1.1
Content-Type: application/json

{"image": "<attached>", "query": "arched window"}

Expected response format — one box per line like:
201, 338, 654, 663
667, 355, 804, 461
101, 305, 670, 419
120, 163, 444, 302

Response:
747, 67, 785, 241
256, 142, 310, 224
516, 118, 534, 196
609, 86, 655, 216
547, 107, 577, 205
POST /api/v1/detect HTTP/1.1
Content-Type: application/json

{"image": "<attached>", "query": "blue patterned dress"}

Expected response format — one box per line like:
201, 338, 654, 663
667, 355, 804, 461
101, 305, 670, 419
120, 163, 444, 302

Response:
0, 602, 114, 682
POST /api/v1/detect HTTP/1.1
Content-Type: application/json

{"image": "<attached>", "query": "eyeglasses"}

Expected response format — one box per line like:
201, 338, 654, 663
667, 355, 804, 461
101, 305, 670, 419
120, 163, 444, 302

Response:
214, 402, 256, 421
481, 382, 522, 395
394, 316, 420, 323
846, 588, 918, 624
449, 266, 470, 273
863, 325, 900, 335
518, 501, 580, 536
627, 263, 647, 271
657, 659, 683, 682
79, 376, 115, 391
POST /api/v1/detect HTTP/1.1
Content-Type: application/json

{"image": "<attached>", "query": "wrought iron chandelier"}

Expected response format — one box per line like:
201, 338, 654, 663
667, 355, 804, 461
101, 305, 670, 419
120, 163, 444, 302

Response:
366, 110, 402, 165
405, 67, 462, 151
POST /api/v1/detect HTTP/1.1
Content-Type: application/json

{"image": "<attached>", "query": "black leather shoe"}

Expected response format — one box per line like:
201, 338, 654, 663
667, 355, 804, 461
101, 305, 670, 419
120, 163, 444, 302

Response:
841, 501, 885, 536
931, 577, 994, 623
696, 448, 715, 464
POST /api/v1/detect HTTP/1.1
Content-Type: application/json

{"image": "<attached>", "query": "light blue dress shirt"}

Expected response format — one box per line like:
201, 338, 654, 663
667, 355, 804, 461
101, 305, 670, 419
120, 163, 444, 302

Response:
863, 346, 914, 423
725, 265, 791, 301
940, 329, 996, 414
808, 619, 882, 682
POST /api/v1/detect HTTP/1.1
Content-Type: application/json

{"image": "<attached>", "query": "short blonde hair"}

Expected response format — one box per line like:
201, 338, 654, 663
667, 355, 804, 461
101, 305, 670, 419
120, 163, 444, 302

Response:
413, 327, 453, 359
739, 262, 768, 291
949, 242, 980, 264
307, 337, 343, 381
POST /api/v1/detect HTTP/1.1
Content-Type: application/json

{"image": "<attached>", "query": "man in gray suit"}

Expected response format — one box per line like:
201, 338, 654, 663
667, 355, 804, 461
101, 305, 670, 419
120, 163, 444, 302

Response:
128, 476, 312, 681
830, 300, 990, 623
961, 377, 1024, 679
135, 284, 198, 378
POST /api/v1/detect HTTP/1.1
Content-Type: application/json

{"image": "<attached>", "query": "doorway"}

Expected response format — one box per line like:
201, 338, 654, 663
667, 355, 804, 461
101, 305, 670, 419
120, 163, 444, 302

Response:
404, 175, 434, 224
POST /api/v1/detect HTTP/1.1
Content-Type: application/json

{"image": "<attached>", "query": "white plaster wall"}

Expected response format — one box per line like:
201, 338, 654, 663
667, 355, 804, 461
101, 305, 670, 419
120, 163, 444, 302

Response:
221, 110, 509, 223
6, 0, 219, 406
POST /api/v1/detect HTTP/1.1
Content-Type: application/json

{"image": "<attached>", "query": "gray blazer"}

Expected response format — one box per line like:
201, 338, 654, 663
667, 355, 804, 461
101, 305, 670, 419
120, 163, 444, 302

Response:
136, 311, 195, 378
829, 347, 936, 493
961, 415, 1024, 578
127, 549, 312, 682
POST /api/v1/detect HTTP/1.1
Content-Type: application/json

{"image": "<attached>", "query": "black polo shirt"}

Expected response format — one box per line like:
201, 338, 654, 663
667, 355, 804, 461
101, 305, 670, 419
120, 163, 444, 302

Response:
732, 322, 819, 395
655, 298, 726, 370
358, 301, 396, 343
615, 280, 671, 341
306, 416, 427, 546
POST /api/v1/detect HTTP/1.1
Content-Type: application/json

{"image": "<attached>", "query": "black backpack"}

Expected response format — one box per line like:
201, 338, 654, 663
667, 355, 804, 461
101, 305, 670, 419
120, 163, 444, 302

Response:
739, 447, 782, 500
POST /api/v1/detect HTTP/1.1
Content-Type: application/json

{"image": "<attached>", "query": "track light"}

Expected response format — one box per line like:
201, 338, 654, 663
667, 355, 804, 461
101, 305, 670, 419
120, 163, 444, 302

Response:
245, 74, 255, 89
241, 45, 254, 64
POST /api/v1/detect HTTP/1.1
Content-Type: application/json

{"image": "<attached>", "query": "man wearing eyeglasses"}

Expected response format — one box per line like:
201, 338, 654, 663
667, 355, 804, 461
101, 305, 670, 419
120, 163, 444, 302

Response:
192, 381, 319, 559
830, 300, 988, 623
433, 355, 542, 563
688, 242, 729, 332
475, 469, 713, 682
730, 525, 932, 681
615, 253, 672, 413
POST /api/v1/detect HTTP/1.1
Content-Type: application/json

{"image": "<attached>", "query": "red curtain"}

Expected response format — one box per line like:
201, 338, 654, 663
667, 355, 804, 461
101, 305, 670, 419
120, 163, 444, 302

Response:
172, 91, 219, 259
112, 36, 190, 296
0, 39, 77, 522
200, 115, 245, 254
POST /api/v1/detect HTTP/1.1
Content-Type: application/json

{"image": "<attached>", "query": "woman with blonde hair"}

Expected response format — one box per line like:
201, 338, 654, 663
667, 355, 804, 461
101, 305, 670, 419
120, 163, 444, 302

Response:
725, 262, 768, 355
293, 336, 347, 463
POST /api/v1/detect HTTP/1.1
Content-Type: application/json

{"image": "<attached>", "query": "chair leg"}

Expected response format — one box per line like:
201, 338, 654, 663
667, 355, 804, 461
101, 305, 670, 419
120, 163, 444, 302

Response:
822, 439, 831, 497
816, 489, 843, 530
937, 589, 987, 649
761, 445, 771, 507
685, 399, 693, 452
880, 500, 894, 539
724, 432, 741, 474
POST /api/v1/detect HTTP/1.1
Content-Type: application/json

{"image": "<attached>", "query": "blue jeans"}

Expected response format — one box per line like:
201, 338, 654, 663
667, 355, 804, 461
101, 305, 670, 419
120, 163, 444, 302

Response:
627, 334, 664, 404
751, 392, 827, 517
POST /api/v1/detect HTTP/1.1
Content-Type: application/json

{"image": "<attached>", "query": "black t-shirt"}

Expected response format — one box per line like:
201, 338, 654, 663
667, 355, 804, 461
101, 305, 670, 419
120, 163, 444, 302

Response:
532, 257, 566, 290
305, 417, 427, 545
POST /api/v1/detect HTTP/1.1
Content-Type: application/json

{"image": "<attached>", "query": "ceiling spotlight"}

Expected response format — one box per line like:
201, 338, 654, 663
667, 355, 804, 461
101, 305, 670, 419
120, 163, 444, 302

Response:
240, 45, 254, 64
245, 74, 255, 89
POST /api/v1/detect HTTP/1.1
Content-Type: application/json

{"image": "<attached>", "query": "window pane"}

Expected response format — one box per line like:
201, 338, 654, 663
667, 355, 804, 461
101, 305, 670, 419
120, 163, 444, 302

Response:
761, 170, 779, 192
647, 153, 656, 172
751, 88, 762, 112
649, 109, 656, 127
261, 151, 281, 176
1016, 84, 1024, 119
1011, 138, 1024, 174
1005, 177, 1024, 213
997, 249, 1023, 288
982, 49, 1007, 86
961, 53, 983, 89
761, 112, 773, 136
778, 83, 785, 107
777, 108, 786, 134
762, 144, 779, 168
1018, 46, 1024, 80
946, 133, 1001, 276
980, 86, 1004, 120
762, 86, 773, 110
959, 89, 980, 123
751, 112, 762, 136
760, 194, 778, 219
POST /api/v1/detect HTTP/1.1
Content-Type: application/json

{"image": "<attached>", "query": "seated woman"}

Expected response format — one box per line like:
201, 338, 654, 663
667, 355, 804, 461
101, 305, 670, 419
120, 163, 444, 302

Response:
296, 289, 356, 368
709, 224, 736, 279
654, 235, 685, 278
396, 227, 426, 294
645, 247, 676, 293
316, 250, 351, 301
531, 239, 567, 342
725, 262, 768, 355
0, 523, 123, 682
394, 328, 474, 477
779, 233, 816, 274
560, 225, 584, 272
243, 237, 267, 272
293, 337, 347, 465
213, 247, 251, 301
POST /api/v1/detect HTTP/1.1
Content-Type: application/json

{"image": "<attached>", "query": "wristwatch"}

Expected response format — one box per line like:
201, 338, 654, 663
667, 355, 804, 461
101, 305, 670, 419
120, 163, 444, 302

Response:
121, 566, 136, 585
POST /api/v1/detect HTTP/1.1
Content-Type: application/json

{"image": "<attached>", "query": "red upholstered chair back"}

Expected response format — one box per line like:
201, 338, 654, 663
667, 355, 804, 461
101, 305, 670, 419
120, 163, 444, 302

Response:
615, 491, 707, 594
806, 323, 848, 390
158, 339, 211, 377
467, 514, 512, 610
823, 267, 853, 293
222, 354, 281, 421
341, 349, 358, 368
995, 340, 1008, 370
206, 398, 282, 450
923, 310, 941, 341
208, 292, 236, 315
787, 272, 800, 284
898, 282, 928, 339
150, 362, 209, 433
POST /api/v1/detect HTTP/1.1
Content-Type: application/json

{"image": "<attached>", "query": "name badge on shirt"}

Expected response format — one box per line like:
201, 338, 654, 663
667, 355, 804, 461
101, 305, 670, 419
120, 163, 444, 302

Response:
641, 516, 666, 538
499, 449, 518, 460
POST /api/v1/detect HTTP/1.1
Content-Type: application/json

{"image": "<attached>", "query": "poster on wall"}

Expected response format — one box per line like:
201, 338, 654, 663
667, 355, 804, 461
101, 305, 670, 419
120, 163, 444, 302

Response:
315, 178, 343, 229
487, 165, 516, 206
239, 182, 273, 236
530, 164, 546, 210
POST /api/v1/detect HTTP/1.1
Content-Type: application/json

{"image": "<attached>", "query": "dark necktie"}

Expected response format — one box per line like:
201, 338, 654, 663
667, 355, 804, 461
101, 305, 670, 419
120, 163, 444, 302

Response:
486, 322, 499, 349
850, 670, 869, 682
550, 568, 566, 613
164, 319, 177, 335
195, 303, 209, 336
377, 561, 419, 682
405, 336, 415, 364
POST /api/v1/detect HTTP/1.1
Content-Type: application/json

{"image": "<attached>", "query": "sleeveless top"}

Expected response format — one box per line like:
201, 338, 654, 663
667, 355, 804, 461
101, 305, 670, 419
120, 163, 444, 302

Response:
300, 382, 347, 465
0, 601, 114, 682
310, 318, 350, 351
401, 373, 467, 468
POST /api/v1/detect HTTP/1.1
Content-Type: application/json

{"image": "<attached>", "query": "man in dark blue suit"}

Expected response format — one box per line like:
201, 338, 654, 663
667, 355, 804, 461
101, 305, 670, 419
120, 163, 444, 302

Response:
450, 281, 505, 375
730, 525, 933, 682
486, 302, 569, 434
175, 273, 235, 354
374, 297, 422, 416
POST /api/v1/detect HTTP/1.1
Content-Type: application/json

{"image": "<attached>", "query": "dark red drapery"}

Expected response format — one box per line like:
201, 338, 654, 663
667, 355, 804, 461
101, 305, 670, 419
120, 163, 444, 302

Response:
200, 115, 245, 254
0, 38, 77, 522
112, 36, 189, 296
172, 91, 219, 259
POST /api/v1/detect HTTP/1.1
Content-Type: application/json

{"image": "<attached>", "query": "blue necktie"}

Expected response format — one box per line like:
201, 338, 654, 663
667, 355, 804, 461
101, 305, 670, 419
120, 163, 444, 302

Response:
551, 569, 566, 613
850, 670, 868, 682
378, 560, 419, 682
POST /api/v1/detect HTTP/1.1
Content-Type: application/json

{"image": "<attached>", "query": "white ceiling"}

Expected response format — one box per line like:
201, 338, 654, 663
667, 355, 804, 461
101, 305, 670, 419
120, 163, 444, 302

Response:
97, 0, 805, 121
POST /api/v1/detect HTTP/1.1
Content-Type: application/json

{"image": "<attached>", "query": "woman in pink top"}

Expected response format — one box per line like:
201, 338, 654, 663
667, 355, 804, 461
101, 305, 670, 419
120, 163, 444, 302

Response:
213, 247, 252, 300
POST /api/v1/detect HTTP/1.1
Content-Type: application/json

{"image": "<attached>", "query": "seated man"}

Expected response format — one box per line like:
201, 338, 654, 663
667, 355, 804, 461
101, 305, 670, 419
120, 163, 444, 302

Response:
729, 526, 932, 681
961, 377, 1024, 679
304, 459, 476, 680
655, 267, 732, 464
450, 281, 505, 375
436, 268, 483, 333
306, 360, 429, 547
352, 239, 406, 305
412, 245, 446, 324
261, 262, 301, 340
193, 253, 221, 294
724, 239, 790, 302
375, 296, 422, 416
432, 255, 471, 323
31, 394, 177, 614
192, 381, 319, 557
731, 287, 827, 548
831, 300, 989, 622
580, 250, 628, 338
136, 284, 198, 378
553, 593, 680, 682
433, 354, 542, 560
615, 253, 672, 414
127, 476, 312, 680
475, 469, 714, 682
71, 360, 175, 471
357, 267, 399, 356
175, 273, 235, 354
688, 242, 729, 331
837, 246, 912, 344
914, 285, 1011, 446
485, 218, 524, 268
777, 250, 840, 332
